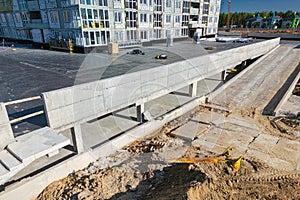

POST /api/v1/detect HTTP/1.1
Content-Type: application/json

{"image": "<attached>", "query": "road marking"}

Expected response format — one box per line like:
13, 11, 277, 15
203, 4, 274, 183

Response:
19, 62, 41, 69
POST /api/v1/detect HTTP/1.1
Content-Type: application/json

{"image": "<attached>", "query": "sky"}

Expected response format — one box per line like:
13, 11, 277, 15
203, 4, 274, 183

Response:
220, 0, 300, 13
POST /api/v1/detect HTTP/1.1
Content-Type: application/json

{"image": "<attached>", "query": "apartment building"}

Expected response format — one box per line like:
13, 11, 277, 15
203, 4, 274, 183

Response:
0, 0, 221, 49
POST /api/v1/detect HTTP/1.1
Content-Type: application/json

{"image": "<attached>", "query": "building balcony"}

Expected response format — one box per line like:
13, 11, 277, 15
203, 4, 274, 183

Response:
27, 1, 40, 11
25, 22, 49, 29
191, 0, 200, 2
31, 19, 42, 24
189, 21, 201, 28
190, 8, 199, 15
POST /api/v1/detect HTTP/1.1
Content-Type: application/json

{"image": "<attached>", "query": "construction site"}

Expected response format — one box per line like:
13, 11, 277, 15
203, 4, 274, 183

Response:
0, 1, 299, 199
35, 38, 300, 200
0, 32, 299, 199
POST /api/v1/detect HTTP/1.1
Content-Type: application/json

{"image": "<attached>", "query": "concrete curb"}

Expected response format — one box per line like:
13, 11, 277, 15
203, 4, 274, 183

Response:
273, 65, 300, 115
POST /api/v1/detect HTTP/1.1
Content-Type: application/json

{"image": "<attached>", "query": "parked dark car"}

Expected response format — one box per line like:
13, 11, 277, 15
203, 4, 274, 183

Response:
127, 49, 145, 55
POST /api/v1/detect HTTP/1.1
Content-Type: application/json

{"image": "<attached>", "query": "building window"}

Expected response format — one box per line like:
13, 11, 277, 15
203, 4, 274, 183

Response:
50, 11, 59, 23
166, 0, 171, 8
126, 30, 137, 40
21, 12, 29, 24
154, 13, 161, 27
81, 8, 110, 29
154, 0, 162, 11
0, 14, 6, 23
183, 1, 190, 13
115, 31, 123, 42
125, 0, 136, 9
19, 0, 27, 10
181, 28, 188, 36
175, 0, 181, 9
63, 10, 72, 23
15, 13, 22, 24
140, 0, 147, 4
99, 0, 108, 6
126, 11, 136, 27
140, 30, 147, 40
153, 29, 161, 38
114, 11, 122, 23
140, 13, 147, 23
165, 14, 171, 23
202, 16, 208, 24
209, 17, 213, 23
182, 14, 188, 26
203, 4, 209, 15
84, 30, 110, 46
175, 15, 180, 23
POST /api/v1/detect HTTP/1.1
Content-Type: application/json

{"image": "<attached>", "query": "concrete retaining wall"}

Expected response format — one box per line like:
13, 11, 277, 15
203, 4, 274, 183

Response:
43, 38, 280, 131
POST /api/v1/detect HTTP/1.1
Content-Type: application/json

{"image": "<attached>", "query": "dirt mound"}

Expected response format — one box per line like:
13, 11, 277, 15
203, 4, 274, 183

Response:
37, 154, 299, 200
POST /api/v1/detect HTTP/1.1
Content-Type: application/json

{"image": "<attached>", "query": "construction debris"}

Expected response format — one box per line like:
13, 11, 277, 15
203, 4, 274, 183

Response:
270, 112, 300, 135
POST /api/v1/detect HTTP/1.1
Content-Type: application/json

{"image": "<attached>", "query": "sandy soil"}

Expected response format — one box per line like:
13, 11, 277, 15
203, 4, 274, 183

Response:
36, 103, 299, 200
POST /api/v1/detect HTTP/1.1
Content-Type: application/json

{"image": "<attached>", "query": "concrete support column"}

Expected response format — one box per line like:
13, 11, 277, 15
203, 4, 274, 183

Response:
189, 82, 198, 97
242, 60, 247, 67
221, 70, 226, 82
136, 104, 145, 122
71, 123, 84, 154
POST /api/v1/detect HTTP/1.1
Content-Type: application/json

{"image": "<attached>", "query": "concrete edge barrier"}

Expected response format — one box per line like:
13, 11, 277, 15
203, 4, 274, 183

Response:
43, 38, 280, 132
207, 43, 281, 101
272, 65, 300, 115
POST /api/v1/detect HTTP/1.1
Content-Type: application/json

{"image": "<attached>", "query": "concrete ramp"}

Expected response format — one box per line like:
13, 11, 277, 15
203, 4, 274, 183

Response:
0, 127, 70, 185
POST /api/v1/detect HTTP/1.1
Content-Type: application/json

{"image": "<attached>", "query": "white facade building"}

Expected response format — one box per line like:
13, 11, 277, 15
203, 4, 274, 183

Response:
0, 0, 221, 49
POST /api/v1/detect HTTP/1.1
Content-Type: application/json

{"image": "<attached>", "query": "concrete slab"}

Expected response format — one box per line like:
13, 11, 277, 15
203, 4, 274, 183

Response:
193, 112, 225, 124
7, 127, 70, 164
81, 115, 139, 149
224, 119, 261, 130
266, 157, 295, 171
245, 149, 272, 165
248, 134, 279, 154
192, 139, 227, 154
270, 139, 300, 164
0, 164, 8, 176
171, 120, 204, 141
0, 150, 22, 171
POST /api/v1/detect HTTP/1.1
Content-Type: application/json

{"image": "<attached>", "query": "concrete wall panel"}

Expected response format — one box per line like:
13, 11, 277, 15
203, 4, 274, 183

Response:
43, 38, 280, 131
